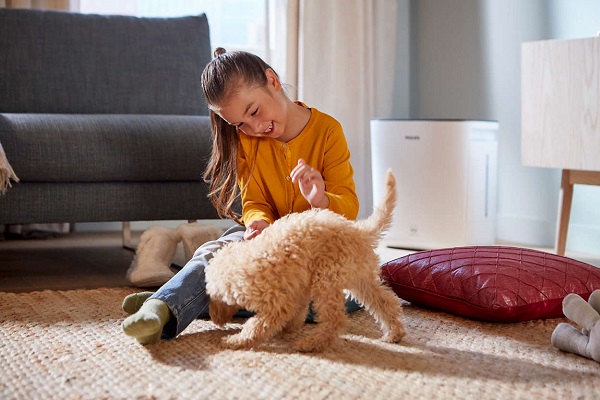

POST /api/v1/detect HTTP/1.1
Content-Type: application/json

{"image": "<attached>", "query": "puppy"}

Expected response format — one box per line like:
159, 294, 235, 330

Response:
205, 170, 405, 352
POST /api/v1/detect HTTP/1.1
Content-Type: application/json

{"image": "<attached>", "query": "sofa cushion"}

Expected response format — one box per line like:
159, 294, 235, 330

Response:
380, 246, 600, 322
0, 181, 219, 224
0, 9, 211, 115
0, 114, 212, 182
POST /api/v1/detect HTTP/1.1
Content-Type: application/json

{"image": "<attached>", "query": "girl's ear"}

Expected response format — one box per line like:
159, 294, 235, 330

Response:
265, 69, 282, 92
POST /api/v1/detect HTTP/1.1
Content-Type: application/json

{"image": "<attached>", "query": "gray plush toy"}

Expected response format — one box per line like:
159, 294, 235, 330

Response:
551, 290, 600, 362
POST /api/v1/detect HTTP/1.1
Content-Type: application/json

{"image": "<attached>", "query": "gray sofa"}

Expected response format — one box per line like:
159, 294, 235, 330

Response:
0, 8, 220, 228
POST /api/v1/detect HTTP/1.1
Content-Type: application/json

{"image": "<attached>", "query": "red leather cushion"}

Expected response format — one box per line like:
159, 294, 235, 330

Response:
380, 246, 600, 322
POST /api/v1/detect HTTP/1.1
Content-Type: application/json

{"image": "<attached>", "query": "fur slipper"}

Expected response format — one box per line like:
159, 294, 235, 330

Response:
126, 226, 182, 287
176, 222, 223, 261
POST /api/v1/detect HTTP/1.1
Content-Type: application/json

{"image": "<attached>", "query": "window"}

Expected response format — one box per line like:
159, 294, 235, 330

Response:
78, 0, 273, 63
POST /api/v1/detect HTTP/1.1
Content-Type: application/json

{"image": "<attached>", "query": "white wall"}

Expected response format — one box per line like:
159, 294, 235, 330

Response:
391, 0, 411, 118
398, 0, 600, 255
409, 0, 490, 120
482, 0, 560, 247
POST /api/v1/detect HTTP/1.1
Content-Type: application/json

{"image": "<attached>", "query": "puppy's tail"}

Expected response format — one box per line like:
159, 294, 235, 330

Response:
356, 169, 396, 241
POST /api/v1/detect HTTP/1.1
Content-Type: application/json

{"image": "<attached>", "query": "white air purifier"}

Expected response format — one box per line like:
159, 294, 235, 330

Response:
371, 119, 499, 250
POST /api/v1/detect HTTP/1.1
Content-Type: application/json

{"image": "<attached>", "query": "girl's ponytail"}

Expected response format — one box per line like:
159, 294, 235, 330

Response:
201, 49, 275, 223
213, 47, 227, 58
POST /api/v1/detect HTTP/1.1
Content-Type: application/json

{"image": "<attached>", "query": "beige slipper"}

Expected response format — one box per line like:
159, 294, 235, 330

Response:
126, 226, 182, 287
176, 222, 223, 261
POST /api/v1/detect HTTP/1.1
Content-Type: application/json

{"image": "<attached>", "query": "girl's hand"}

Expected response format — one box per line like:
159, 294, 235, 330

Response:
244, 219, 269, 240
291, 159, 329, 209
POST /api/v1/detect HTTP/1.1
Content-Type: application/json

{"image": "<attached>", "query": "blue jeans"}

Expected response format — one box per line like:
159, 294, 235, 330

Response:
150, 224, 246, 339
150, 224, 362, 339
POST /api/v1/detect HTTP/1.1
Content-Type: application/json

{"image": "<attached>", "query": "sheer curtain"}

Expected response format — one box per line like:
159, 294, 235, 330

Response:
282, 0, 398, 217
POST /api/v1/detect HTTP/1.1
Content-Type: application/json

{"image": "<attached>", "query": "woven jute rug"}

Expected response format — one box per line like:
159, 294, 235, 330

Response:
1, 288, 599, 400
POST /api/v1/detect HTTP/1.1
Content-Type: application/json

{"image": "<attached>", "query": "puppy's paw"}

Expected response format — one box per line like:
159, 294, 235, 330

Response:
209, 300, 238, 327
382, 323, 406, 343
223, 333, 255, 350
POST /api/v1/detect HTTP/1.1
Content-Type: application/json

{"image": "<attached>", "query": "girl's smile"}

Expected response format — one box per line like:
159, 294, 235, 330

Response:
209, 69, 304, 142
263, 121, 274, 135
211, 87, 284, 139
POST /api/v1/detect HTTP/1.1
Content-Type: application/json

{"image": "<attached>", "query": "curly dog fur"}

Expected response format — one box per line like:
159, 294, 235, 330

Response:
205, 170, 405, 352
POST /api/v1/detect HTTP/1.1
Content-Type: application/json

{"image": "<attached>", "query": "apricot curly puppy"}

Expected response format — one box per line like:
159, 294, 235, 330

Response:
205, 170, 405, 352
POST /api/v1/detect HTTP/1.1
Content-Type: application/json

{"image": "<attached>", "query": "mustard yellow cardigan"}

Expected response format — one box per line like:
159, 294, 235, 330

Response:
237, 104, 359, 225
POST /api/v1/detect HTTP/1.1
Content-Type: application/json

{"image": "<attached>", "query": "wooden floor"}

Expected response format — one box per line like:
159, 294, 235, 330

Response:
1, 231, 598, 293
0, 231, 142, 292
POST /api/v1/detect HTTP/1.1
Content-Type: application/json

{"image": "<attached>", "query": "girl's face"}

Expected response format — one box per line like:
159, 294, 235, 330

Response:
210, 69, 289, 141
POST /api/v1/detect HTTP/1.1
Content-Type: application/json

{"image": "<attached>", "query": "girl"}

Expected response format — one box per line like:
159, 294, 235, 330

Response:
122, 48, 360, 344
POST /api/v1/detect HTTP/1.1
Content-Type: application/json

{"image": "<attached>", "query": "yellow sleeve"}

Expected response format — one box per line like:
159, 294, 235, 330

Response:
322, 123, 359, 220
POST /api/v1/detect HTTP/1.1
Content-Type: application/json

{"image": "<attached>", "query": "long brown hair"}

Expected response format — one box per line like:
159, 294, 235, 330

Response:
201, 48, 275, 223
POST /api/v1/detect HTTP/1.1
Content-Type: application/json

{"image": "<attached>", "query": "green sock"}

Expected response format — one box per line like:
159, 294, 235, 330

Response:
122, 299, 171, 345
122, 292, 154, 314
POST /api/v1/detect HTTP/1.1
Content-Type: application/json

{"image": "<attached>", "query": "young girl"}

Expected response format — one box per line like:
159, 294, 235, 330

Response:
122, 48, 360, 344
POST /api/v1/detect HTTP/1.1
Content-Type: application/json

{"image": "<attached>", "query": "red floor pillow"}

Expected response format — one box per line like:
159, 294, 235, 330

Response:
380, 246, 600, 322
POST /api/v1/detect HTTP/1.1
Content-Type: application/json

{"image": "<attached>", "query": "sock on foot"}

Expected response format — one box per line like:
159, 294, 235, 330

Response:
122, 299, 171, 345
122, 292, 155, 314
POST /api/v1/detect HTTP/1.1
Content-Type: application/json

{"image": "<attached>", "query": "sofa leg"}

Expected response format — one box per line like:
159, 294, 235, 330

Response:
122, 221, 134, 251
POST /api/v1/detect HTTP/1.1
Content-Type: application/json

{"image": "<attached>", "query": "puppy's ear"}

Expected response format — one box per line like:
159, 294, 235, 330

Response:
209, 299, 238, 327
